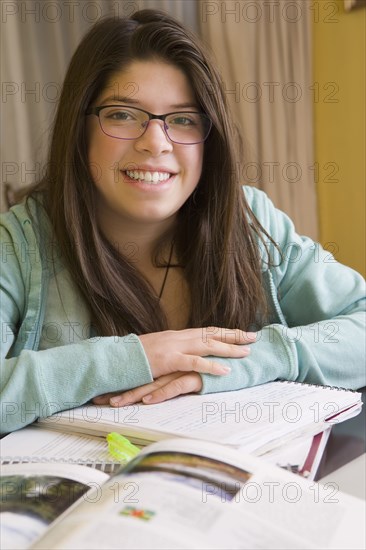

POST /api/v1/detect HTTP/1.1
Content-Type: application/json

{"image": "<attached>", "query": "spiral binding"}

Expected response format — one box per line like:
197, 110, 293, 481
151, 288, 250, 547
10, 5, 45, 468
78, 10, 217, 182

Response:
0, 457, 121, 474
279, 379, 359, 393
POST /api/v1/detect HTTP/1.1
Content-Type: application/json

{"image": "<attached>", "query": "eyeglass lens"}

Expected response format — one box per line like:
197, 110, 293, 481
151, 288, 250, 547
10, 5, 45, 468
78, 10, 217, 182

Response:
98, 107, 210, 144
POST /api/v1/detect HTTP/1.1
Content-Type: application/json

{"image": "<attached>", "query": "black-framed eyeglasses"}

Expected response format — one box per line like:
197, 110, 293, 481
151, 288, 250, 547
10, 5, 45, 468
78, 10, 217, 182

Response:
86, 105, 212, 145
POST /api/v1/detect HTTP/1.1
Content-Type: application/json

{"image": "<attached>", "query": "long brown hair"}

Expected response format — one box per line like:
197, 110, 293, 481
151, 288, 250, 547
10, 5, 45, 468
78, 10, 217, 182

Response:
29, 9, 273, 335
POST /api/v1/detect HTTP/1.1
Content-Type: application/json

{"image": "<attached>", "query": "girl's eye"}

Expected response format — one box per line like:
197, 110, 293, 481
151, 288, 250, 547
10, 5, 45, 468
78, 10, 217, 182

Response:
107, 110, 133, 121
169, 115, 196, 126
102, 108, 141, 123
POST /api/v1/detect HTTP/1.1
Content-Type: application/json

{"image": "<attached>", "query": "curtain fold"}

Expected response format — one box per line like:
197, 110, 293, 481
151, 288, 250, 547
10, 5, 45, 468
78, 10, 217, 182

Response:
2, 0, 318, 239
199, 0, 318, 239
0, 0, 197, 211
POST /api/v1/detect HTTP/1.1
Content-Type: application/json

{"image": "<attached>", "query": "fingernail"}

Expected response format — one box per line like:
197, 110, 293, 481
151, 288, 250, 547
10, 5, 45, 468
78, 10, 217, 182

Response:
110, 397, 122, 406
142, 394, 152, 403
246, 332, 257, 340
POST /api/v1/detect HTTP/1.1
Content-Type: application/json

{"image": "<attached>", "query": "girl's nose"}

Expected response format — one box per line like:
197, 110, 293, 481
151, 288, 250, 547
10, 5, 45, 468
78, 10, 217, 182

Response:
134, 120, 173, 156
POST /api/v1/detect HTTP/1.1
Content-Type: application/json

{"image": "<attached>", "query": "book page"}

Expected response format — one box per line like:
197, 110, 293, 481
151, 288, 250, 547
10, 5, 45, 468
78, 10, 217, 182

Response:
37, 381, 362, 455
1, 423, 328, 482
263, 428, 332, 480
1, 427, 116, 467
0, 462, 108, 550
31, 439, 365, 550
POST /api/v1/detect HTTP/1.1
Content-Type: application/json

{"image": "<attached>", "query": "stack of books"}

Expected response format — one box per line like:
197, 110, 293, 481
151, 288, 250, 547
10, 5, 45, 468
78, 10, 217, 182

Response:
1, 381, 364, 549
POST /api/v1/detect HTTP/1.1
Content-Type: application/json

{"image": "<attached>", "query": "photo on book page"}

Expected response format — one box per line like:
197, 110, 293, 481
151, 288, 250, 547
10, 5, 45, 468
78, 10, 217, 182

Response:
30, 438, 366, 550
0, 463, 108, 550
122, 451, 252, 501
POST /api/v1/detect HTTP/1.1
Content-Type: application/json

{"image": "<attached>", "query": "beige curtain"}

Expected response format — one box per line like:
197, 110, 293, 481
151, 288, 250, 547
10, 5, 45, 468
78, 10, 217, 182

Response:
1, 1, 91, 211
199, 0, 318, 239
1, 0, 318, 238
0, 0, 198, 211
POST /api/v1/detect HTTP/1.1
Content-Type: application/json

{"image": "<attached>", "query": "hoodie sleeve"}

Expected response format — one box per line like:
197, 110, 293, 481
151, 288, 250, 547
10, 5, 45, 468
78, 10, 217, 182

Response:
0, 213, 153, 434
200, 187, 366, 394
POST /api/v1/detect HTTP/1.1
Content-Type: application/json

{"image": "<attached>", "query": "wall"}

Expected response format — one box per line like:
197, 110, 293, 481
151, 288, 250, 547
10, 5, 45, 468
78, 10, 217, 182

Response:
313, 0, 365, 277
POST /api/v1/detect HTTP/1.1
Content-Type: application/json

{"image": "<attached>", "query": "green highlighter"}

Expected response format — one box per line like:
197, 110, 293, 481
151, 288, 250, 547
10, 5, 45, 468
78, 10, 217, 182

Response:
107, 432, 140, 463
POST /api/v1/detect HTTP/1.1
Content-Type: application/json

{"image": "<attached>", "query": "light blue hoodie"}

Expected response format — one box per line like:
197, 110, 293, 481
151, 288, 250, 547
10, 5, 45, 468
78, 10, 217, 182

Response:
1, 187, 365, 433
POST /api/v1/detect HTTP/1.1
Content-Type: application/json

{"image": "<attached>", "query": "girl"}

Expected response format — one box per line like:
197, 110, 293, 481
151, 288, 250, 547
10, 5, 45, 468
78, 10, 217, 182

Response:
1, 9, 364, 434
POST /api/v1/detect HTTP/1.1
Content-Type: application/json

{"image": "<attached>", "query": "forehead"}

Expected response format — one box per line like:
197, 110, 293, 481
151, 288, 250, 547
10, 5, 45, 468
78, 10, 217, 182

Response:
98, 60, 197, 109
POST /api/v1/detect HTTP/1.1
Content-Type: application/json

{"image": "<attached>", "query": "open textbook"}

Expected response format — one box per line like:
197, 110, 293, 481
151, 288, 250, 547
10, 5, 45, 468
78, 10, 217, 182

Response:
36, 381, 362, 455
1, 438, 364, 550
0, 424, 332, 480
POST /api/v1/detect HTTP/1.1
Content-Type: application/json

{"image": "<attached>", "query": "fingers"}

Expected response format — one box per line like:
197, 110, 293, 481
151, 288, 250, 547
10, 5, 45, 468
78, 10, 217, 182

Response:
110, 373, 202, 407
92, 392, 119, 405
193, 339, 252, 359
162, 327, 256, 345
142, 373, 202, 404
109, 373, 183, 407
200, 327, 257, 345
174, 354, 232, 375
139, 327, 255, 379
95, 328, 256, 408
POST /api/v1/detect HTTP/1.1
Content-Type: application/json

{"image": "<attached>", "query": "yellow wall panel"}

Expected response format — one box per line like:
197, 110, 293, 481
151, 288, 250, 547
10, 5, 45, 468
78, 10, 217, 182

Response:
313, 0, 365, 276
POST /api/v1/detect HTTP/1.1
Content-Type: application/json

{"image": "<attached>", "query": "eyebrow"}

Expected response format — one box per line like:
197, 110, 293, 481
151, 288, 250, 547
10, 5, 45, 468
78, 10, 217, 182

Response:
100, 96, 198, 110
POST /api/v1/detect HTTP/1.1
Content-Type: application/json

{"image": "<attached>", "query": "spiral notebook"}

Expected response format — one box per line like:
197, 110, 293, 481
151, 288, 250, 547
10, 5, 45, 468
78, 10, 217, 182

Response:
0, 428, 122, 473
34, 381, 362, 456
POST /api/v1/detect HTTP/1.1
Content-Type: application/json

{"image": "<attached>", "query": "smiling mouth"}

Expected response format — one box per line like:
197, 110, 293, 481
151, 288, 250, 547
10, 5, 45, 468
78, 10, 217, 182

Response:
124, 169, 173, 184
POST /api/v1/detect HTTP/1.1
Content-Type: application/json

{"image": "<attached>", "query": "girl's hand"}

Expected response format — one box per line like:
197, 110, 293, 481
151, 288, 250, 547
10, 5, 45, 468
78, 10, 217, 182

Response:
93, 372, 202, 407
138, 327, 255, 379
92, 328, 255, 406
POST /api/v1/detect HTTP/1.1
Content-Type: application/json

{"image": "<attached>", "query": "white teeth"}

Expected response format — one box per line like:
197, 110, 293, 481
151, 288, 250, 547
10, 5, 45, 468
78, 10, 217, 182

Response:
126, 170, 171, 184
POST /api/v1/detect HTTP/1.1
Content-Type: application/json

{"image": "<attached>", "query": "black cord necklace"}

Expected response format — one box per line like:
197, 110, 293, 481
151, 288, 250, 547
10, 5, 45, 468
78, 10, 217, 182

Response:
158, 241, 174, 301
